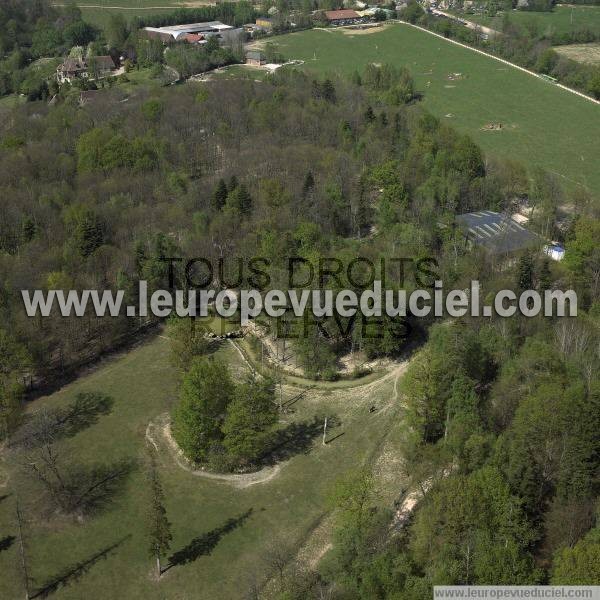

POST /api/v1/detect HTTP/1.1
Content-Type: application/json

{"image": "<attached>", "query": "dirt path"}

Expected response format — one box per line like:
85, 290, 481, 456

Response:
145, 413, 282, 489
262, 360, 409, 592
228, 339, 257, 374
431, 9, 500, 38
145, 356, 409, 490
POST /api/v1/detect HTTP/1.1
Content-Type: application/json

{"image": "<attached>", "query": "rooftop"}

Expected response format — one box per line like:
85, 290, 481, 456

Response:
143, 21, 233, 40
324, 9, 361, 20
456, 210, 542, 254
58, 56, 116, 72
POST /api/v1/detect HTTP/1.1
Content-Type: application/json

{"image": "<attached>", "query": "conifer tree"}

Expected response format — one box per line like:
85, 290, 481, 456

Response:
211, 178, 228, 211
517, 253, 534, 292
302, 171, 315, 200
538, 258, 552, 292
147, 453, 172, 579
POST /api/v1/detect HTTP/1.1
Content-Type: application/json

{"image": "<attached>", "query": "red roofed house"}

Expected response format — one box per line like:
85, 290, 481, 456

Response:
185, 33, 205, 44
324, 9, 362, 25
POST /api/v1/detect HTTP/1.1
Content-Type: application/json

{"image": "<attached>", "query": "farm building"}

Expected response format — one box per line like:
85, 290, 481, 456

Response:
244, 23, 263, 36
455, 210, 542, 255
184, 33, 205, 44
56, 56, 117, 83
255, 17, 275, 30
324, 9, 363, 25
246, 51, 266, 66
142, 21, 234, 43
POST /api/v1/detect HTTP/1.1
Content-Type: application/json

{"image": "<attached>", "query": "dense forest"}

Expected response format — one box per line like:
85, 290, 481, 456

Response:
296, 306, 600, 596
2, 59, 590, 389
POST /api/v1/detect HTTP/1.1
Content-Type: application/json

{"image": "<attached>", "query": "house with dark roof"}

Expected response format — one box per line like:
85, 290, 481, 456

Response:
246, 50, 266, 66
455, 210, 542, 255
57, 56, 117, 84
324, 9, 362, 25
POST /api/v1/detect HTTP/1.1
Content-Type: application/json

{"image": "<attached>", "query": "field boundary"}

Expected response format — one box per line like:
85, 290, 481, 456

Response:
396, 20, 600, 106
52, 3, 178, 8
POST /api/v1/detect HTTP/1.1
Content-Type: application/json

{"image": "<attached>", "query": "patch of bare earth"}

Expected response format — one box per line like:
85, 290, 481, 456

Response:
341, 23, 391, 35
246, 321, 396, 378
555, 43, 600, 65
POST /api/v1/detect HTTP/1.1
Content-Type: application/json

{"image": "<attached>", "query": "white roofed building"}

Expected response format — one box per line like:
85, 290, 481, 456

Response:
143, 22, 234, 42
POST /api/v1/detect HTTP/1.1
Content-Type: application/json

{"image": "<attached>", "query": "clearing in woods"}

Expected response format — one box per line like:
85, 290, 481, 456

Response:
273, 23, 600, 196
0, 332, 409, 599
555, 42, 600, 65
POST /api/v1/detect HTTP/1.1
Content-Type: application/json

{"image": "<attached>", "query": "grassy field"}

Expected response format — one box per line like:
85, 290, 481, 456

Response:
555, 42, 600, 65
0, 332, 407, 599
0, 94, 26, 109
53, 1, 191, 28
462, 5, 600, 37
267, 23, 600, 196
79, 6, 176, 28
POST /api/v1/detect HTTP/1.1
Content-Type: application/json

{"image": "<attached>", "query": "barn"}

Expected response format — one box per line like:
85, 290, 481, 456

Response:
324, 9, 362, 25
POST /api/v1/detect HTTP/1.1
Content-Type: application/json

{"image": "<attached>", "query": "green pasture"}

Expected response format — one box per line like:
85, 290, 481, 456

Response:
0, 332, 405, 599
272, 23, 600, 196
0, 94, 26, 109
465, 5, 600, 37
79, 6, 175, 28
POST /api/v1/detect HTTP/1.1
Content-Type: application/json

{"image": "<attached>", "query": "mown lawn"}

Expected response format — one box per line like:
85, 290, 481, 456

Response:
0, 332, 405, 599
271, 23, 600, 196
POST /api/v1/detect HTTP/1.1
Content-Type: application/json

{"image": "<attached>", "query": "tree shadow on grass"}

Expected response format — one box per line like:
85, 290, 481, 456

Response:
0, 493, 10, 505
12, 392, 114, 449
0, 535, 15, 554
281, 387, 314, 411
64, 458, 136, 517
52, 392, 114, 438
164, 509, 253, 572
261, 415, 340, 465
30, 535, 131, 599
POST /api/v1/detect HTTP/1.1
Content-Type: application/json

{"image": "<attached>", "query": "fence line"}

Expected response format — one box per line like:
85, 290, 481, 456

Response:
396, 20, 600, 106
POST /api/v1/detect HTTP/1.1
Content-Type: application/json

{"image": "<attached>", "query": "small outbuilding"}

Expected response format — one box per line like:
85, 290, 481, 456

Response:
544, 244, 565, 262
246, 51, 266, 66
256, 17, 275, 30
